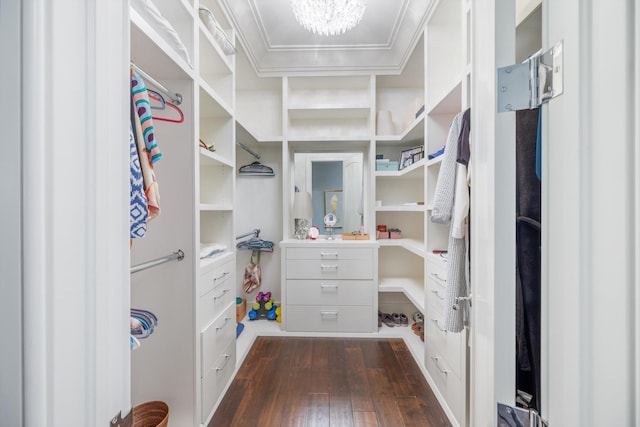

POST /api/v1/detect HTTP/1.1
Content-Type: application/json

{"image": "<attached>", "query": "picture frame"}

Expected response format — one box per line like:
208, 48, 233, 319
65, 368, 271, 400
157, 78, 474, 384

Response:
323, 189, 343, 229
399, 145, 424, 170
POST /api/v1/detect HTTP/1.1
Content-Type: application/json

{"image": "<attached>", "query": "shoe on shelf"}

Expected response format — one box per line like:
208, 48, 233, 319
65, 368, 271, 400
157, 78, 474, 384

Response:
380, 312, 396, 328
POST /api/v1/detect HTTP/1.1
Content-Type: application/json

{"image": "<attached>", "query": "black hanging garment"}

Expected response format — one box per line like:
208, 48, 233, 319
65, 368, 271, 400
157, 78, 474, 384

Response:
515, 108, 542, 410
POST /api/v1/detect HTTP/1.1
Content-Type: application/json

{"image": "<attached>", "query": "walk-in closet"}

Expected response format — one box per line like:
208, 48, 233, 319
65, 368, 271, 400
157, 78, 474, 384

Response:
2, 0, 638, 426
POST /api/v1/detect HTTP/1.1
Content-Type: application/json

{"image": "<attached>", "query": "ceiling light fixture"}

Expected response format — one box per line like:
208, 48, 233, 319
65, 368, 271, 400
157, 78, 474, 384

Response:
290, 0, 367, 37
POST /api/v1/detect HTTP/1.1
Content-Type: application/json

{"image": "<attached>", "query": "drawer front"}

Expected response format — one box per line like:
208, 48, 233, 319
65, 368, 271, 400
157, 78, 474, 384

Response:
285, 305, 374, 332
286, 279, 373, 306
201, 304, 236, 375
286, 259, 373, 280
426, 276, 446, 309
424, 302, 463, 377
287, 247, 373, 261
425, 337, 465, 426
201, 340, 236, 423
199, 258, 234, 297
198, 278, 235, 327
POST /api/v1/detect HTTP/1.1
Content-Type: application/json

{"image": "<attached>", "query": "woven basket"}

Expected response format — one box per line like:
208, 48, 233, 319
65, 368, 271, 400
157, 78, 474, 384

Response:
132, 401, 169, 427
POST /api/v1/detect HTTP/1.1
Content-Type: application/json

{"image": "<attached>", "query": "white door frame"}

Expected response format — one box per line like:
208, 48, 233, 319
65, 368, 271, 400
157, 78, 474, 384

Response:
8, 0, 132, 425
471, 0, 639, 425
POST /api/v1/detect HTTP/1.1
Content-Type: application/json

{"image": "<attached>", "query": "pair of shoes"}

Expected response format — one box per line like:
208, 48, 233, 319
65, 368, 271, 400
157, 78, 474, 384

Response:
412, 321, 424, 341
379, 312, 396, 328
392, 313, 409, 327
412, 312, 423, 323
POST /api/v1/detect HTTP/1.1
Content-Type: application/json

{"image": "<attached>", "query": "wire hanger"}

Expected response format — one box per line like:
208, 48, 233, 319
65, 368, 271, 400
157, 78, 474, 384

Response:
237, 142, 275, 176
236, 234, 274, 252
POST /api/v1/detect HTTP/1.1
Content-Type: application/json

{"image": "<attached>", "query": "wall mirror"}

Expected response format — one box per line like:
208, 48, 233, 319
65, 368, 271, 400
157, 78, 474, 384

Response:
294, 152, 364, 235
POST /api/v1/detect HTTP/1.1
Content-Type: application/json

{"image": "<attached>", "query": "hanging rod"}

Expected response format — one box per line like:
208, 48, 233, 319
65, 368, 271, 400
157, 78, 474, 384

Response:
236, 142, 260, 160
131, 249, 185, 274
236, 228, 260, 240
131, 62, 183, 105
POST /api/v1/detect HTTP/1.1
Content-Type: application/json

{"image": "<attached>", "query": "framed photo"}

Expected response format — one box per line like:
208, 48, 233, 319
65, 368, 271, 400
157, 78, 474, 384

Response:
399, 145, 424, 170
323, 189, 343, 229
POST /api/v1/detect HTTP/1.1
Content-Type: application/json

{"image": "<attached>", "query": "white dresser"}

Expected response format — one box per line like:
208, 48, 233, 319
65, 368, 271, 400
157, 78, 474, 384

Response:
197, 255, 237, 424
280, 239, 379, 333
424, 255, 467, 427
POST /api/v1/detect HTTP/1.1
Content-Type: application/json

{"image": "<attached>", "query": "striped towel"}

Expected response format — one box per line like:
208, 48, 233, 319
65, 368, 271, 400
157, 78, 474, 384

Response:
131, 69, 162, 164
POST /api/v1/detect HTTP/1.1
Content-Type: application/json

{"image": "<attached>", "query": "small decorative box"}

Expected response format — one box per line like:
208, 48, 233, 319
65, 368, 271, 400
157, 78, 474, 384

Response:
376, 161, 399, 171
389, 228, 402, 239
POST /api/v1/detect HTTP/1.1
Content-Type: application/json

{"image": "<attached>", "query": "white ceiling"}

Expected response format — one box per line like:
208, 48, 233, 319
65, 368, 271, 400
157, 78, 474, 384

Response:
220, 0, 434, 77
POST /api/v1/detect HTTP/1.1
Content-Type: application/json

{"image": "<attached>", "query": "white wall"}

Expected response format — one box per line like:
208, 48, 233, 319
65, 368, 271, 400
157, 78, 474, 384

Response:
235, 144, 283, 305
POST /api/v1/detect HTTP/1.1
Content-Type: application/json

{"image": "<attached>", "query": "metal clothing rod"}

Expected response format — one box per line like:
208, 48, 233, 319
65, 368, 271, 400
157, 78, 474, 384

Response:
131, 62, 183, 105
130, 249, 185, 274
236, 142, 261, 160
236, 228, 260, 240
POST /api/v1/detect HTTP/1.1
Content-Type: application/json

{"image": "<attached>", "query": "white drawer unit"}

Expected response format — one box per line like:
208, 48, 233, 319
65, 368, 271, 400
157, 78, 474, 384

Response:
425, 337, 465, 426
280, 240, 379, 333
200, 339, 236, 423
199, 256, 234, 297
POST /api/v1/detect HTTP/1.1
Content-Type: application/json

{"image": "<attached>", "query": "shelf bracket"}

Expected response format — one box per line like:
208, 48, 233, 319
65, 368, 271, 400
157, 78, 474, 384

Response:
497, 41, 563, 112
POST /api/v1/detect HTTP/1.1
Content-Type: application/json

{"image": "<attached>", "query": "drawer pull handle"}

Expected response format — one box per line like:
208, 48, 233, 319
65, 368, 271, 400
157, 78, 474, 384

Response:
431, 289, 444, 300
213, 271, 230, 283
320, 283, 339, 290
320, 264, 339, 270
320, 311, 339, 318
431, 273, 446, 283
213, 288, 230, 301
320, 252, 338, 258
216, 316, 232, 331
215, 354, 232, 372
431, 356, 448, 375
431, 318, 447, 334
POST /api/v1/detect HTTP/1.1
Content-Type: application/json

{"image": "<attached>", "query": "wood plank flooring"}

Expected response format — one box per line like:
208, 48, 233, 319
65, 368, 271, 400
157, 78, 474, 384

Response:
209, 337, 451, 427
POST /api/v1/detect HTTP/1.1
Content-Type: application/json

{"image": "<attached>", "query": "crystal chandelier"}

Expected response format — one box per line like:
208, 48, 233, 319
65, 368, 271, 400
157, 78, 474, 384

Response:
290, 0, 368, 36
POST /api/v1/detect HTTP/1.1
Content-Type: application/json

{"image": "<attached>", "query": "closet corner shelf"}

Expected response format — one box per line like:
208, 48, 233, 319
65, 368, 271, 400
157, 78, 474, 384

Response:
199, 80, 233, 117
378, 238, 425, 258
130, 9, 195, 81
236, 120, 283, 144
375, 158, 425, 178
379, 276, 425, 314
426, 156, 443, 167
199, 147, 233, 168
426, 76, 463, 116
375, 111, 425, 143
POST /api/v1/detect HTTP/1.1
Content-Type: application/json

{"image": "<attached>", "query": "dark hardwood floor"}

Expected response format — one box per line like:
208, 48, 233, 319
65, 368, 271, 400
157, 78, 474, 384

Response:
209, 337, 451, 427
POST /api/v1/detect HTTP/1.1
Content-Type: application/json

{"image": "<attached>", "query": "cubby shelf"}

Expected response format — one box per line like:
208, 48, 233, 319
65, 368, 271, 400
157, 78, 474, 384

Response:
376, 205, 426, 212
379, 276, 425, 313
375, 158, 426, 178
378, 238, 425, 258
375, 111, 425, 143
199, 148, 233, 168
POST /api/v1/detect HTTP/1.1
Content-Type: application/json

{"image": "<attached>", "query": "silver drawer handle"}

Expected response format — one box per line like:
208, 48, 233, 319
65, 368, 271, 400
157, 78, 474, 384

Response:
215, 354, 231, 372
431, 356, 448, 375
216, 316, 232, 331
431, 318, 447, 334
431, 289, 444, 300
320, 283, 339, 290
320, 264, 339, 270
320, 311, 339, 317
431, 272, 446, 283
213, 288, 230, 301
320, 252, 338, 258
213, 271, 230, 283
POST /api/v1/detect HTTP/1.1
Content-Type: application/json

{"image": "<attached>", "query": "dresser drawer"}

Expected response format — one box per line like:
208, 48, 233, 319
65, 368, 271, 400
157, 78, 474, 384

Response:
201, 339, 236, 423
426, 276, 446, 309
425, 337, 465, 426
286, 247, 373, 261
424, 302, 463, 377
286, 279, 373, 306
198, 275, 234, 326
285, 305, 374, 332
200, 304, 236, 376
286, 259, 373, 280
199, 258, 234, 297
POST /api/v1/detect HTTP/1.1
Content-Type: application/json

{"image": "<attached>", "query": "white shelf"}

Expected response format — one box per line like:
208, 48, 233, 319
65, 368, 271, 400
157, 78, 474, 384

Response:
427, 76, 463, 115
375, 110, 425, 143
198, 22, 233, 74
288, 107, 370, 120
426, 156, 443, 167
199, 147, 233, 168
199, 79, 233, 118
200, 203, 233, 211
376, 204, 426, 212
379, 276, 425, 313
376, 158, 425, 178
378, 238, 425, 258
236, 120, 282, 144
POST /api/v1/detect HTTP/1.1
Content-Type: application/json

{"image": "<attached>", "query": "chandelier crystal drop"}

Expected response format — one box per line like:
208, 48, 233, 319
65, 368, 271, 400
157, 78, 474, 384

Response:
290, 0, 368, 37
